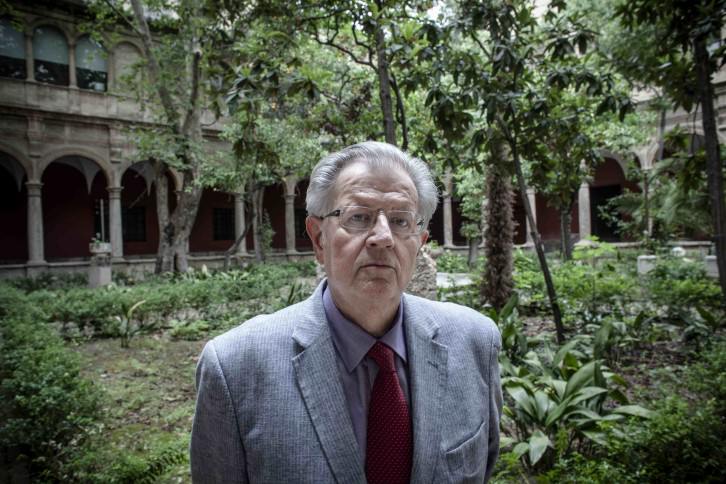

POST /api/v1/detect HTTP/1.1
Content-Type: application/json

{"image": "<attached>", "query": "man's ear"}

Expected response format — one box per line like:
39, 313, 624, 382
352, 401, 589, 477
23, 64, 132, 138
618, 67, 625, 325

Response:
418, 229, 429, 251
305, 216, 325, 264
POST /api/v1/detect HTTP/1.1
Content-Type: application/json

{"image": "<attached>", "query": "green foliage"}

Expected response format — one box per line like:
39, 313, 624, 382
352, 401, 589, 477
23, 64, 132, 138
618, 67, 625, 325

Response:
0, 287, 102, 480
606, 396, 726, 483
684, 338, 726, 416
7, 271, 87, 292
500, 339, 650, 472
169, 319, 211, 341
435, 251, 469, 273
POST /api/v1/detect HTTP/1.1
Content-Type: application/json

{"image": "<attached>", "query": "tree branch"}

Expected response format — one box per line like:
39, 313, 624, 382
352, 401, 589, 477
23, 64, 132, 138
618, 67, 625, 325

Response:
311, 24, 374, 67
129, 0, 180, 130
103, 0, 143, 37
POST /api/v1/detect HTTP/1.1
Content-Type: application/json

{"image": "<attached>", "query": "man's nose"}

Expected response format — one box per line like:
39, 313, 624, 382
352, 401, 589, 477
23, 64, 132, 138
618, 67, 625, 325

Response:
366, 211, 394, 248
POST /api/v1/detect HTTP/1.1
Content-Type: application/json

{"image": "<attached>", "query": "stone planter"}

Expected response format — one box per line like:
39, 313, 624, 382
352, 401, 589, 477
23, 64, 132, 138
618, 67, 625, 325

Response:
705, 255, 718, 278
89, 241, 112, 254
637, 255, 657, 275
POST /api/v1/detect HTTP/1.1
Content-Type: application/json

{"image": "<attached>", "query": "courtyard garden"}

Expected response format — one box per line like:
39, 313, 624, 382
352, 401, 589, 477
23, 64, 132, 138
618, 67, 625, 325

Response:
1, 241, 724, 483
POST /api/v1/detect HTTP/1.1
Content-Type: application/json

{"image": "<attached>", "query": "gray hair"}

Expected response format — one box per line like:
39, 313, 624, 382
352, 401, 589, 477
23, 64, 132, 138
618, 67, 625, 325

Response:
306, 141, 439, 225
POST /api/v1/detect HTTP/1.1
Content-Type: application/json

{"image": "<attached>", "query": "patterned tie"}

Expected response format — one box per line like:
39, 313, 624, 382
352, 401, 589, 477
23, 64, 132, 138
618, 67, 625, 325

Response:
365, 341, 413, 484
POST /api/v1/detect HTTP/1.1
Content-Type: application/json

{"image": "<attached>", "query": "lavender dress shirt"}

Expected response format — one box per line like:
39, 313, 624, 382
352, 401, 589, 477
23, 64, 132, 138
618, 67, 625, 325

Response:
322, 284, 410, 464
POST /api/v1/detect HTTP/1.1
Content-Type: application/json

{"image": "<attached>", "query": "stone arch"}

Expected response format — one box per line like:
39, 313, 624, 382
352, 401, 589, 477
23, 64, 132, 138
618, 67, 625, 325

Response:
38, 146, 112, 187
0, 141, 32, 180
596, 149, 630, 176
28, 19, 73, 44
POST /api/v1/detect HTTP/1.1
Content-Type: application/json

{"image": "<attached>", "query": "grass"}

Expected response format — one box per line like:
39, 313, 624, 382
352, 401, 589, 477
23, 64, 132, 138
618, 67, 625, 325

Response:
74, 336, 203, 482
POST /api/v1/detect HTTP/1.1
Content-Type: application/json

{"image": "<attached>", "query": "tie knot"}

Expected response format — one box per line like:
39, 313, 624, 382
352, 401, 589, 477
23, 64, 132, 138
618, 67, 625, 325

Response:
367, 341, 396, 373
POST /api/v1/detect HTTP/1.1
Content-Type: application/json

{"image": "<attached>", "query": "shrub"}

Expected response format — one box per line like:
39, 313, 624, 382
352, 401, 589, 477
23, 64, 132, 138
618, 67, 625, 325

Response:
685, 338, 726, 416
435, 251, 469, 273
607, 396, 726, 483
0, 295, 102, 480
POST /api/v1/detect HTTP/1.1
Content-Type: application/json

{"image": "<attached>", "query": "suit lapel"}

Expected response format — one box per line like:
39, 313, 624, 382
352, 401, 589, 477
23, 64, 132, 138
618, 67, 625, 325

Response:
404, 295, 448, 484
292, 285, 365, 484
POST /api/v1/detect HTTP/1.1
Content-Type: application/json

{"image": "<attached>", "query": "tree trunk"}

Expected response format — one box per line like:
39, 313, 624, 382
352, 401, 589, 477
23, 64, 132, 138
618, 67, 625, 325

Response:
391, 73, 408, 150
694, 36, 726, 304
374, 24, 396, 145
252, 186, 266, 262
509, 130, 565, 342
481, 137, 514, 311
154, 168, 174, 273
560, 208, 573, 261
224, 217, 253, 270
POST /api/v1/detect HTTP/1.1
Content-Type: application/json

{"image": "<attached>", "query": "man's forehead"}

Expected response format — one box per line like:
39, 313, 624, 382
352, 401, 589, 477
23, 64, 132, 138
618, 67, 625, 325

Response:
333, 161, 418, 202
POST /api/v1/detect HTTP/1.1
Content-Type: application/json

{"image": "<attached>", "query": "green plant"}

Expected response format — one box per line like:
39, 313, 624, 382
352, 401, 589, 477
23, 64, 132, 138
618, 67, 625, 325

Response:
606, 396, 726, 483
500, 344, 650, 472
169, 319, 210, 341
116, 300, 148, 348
0, 303, 102, 480
685, 338, 726, 416
435, 251, 469, 273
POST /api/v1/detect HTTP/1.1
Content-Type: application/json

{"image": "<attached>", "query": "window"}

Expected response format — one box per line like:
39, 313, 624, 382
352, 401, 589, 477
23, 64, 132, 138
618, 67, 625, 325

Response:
33, 25, 68, 85
213, 207, 234, 241
75, 35, 107, 91
0, 19, 26, 79
122, 206, 146, 242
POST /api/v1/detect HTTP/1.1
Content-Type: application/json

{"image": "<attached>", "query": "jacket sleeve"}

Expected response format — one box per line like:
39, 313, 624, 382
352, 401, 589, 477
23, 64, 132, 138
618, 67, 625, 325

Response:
484, 332, 503, 483
191, 340, 249, 484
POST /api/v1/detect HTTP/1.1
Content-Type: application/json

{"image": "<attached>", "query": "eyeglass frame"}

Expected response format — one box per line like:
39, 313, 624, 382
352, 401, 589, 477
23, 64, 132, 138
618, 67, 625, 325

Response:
319, 205, 426, 236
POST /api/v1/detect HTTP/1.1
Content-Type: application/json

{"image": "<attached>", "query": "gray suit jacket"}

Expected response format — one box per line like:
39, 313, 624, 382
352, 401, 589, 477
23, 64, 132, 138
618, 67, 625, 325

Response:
191, 282, 502, 483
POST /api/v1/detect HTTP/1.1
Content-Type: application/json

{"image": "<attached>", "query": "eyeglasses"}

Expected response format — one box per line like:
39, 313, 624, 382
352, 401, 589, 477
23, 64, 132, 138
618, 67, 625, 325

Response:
320, 205, 425, 236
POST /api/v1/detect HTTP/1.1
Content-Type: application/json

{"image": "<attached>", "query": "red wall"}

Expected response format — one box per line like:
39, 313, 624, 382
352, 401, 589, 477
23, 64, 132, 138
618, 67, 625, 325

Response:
121, 170, 179, 256
190, 188, 236, 253
0, 164, 27, 262
42, 163, 101, 259
263, 184, 286, 249
536, 194, 578, 243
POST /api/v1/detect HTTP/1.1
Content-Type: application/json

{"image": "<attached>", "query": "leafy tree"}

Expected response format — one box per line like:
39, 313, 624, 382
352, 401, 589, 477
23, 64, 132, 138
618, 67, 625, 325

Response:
614, 0, 726, 302
86, 0, 243, 272
262, 0, 432, 147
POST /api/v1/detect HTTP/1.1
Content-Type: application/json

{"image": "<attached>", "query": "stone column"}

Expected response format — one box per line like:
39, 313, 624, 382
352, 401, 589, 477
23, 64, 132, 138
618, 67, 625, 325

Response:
283, 176, 298, 255
234, 192, 248, 255
25, 32, 34, 81
442, 168, 454, 248
578, 183, 591, 240
108, 186, 124, 260
526, 188, 537, 244
68, 41, 77, 87
26, 181, 45, 265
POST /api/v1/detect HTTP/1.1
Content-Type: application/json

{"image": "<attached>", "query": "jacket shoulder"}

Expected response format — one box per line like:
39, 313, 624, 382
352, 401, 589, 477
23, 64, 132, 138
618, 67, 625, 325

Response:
405, 293, 501, 349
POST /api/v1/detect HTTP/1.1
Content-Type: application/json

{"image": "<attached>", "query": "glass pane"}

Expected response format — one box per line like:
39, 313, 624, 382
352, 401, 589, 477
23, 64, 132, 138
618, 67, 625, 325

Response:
0, 18, 26, 79
33, 25, 68, 85
76, 35, 107, 91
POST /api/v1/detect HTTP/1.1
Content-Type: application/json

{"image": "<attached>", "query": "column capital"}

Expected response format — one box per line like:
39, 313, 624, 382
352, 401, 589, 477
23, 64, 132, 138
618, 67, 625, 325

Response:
526, 188, 536, 196
25, 180, 43, 194
107, 186, 123, 197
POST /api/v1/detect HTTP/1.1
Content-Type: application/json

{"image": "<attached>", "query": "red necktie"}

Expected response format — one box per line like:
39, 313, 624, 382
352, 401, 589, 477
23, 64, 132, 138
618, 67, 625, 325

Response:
365, 341, 413, 484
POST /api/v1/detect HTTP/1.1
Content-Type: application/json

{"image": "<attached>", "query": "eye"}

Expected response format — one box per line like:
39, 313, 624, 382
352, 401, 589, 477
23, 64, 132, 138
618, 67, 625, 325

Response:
344, 208, 372, 227
389, 216, 410, 228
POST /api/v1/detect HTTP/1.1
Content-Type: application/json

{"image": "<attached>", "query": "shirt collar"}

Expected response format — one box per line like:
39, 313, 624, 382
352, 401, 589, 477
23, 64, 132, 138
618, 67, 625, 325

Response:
322, 282, 407, 373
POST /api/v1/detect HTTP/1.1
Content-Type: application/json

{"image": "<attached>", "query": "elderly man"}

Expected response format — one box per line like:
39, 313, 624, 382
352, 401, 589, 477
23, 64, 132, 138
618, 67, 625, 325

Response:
191, 141, 502, 483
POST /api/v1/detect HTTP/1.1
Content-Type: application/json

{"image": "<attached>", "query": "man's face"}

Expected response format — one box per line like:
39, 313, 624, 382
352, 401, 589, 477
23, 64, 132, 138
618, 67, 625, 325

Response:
306, 161, 428, 311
